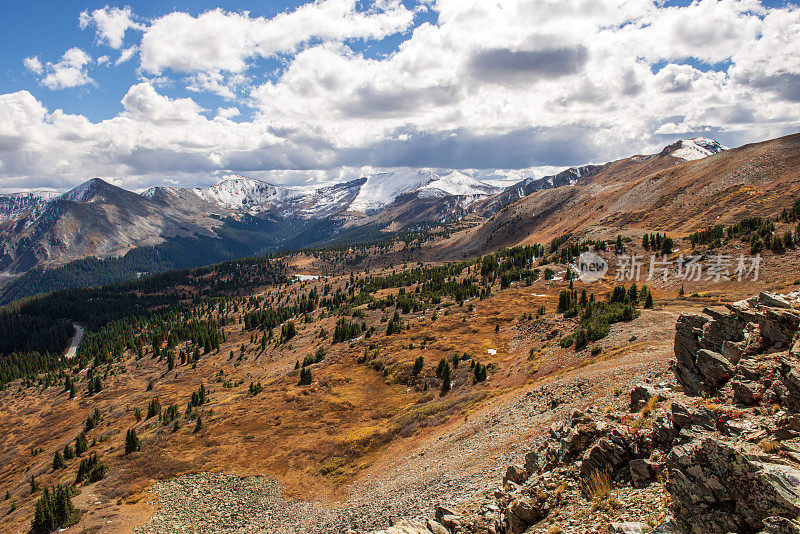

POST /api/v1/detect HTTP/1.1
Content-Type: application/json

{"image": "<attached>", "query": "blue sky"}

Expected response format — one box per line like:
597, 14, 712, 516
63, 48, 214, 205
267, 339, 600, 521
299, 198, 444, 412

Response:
1, 0, 799, 192
1, 1, 435, 121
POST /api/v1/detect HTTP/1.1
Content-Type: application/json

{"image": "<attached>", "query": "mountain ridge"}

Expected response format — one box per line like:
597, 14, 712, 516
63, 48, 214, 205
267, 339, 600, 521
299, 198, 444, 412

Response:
0, 137, 733, 279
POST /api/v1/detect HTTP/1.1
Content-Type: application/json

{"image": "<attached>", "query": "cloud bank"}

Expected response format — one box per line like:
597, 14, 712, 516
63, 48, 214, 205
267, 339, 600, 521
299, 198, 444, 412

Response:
3, 0, 800, 192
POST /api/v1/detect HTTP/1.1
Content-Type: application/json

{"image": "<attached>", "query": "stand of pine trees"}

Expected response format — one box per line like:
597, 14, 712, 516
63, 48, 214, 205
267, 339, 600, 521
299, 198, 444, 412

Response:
75, 453, 106, 484
31, 485, 80, 534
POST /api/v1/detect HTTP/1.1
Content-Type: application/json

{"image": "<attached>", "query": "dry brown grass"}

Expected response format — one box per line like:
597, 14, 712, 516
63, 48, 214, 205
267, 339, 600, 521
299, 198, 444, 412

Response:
639, 395, 659, 417
581, 468, 612, 500
759, 439, 784, 454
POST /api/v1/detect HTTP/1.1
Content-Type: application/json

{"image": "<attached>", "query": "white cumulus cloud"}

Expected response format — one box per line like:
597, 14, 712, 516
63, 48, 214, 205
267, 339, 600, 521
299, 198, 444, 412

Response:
3, 0, 800, 191
23, 56, 43, 75
79, 6, 143, 49
139, 1, 414, 74
40, 48, 93, 90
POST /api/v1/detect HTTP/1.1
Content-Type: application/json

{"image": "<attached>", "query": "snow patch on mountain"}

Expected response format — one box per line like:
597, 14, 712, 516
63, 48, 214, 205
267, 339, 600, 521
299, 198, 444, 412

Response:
670, 138, 728, 161
349, 169, 499, 212
296, 178, 365, 217
418, 171, 501, 197
62, 178, 103, 203
0, 191, 61, 223
189, 176, 302, 211
349, 170, 440, 213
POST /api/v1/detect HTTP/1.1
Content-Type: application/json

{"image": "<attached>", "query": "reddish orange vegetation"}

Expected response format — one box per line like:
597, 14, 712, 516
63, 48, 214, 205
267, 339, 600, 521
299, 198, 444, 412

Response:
0, 238, 798, 533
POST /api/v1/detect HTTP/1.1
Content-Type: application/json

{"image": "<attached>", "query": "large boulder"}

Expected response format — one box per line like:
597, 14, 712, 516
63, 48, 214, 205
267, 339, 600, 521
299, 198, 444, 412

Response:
370, 518, 433, 534
667, 437, 800, 534
504, 492, 549, 534
580, 429, 632, 480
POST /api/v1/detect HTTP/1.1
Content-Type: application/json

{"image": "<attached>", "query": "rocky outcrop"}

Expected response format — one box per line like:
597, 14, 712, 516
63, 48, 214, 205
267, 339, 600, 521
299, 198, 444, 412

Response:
674, 292, 800, 396
667, 437, 800, 534
372, 518, 437, 534
758, 517, 800, 534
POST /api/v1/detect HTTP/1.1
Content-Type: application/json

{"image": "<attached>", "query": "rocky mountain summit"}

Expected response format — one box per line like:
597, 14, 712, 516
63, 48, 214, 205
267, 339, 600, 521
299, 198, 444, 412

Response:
373, 291, 800, 534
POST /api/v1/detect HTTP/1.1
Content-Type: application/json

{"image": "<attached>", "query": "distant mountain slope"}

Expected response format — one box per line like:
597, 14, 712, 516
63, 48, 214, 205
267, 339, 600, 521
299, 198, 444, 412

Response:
437, 133, 799, 259
0, 191, 61, 224
348, 169, 500, 213
0, 137, 732, 278
0, 170, 501, 278
0, 178, 221, 274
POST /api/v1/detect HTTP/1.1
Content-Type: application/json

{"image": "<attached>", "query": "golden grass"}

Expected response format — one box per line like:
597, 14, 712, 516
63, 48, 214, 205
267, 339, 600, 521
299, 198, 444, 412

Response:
581, 468, 612, 500
639, 395, 659, 417
759, 439, 783, 454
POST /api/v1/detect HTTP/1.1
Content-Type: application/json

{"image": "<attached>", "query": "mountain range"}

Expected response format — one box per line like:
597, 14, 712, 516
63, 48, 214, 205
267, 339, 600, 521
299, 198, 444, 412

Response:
0, 136, 743, 285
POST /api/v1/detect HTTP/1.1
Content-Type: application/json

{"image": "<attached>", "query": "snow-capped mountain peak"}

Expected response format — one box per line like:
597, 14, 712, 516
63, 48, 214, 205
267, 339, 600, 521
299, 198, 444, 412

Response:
667, 138, 728, 161
348, 169, 499, 213
62, 178, 105, 203
189, 175, 301, 211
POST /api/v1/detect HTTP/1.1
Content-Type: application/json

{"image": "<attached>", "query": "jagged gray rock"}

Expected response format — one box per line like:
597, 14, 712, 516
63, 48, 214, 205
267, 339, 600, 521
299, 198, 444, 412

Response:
667, 437, 800, 534
758, 516, 800, 534
580, 429, 631, 480
628, 458, 657, 487
695, 349, 734, 389
504, 493, 549, 534
670, 402, 693, 428
732, 378, 761, 405
760, 292, 794, 309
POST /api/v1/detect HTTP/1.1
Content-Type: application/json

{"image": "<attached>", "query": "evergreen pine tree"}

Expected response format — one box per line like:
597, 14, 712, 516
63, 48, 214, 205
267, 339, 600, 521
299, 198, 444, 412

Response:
52, 451, 65, 470
440, 361, 451, 393
75, 433, 88, 456
412, 356, 424, 376
125, 428, 140, 454
298, 367, 313, 386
